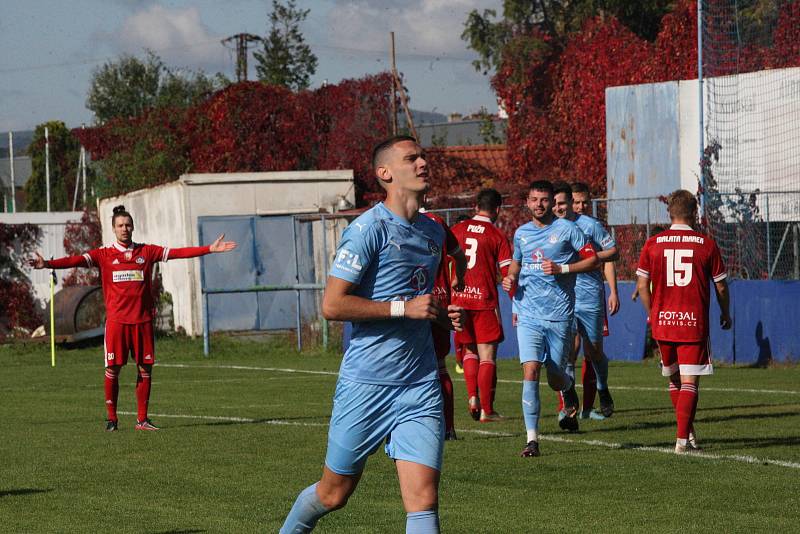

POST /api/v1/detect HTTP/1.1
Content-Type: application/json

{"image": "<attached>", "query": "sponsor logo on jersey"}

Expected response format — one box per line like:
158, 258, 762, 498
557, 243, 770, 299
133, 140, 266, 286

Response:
427, 239, 440, 256
522, 248, 545, 271
135, 257, 145, 264
112, 270, 145, 282
334, 249, 363, 273
124, 251, 133, 261
467, 224, 485, 234
354, 222, 367, 232
657, 310, 698, 327
601, 235, 614, 248
112, 259, 120, 265
454, 285, 484, 299
410, 266, 429, 291
548, 233, 559, 244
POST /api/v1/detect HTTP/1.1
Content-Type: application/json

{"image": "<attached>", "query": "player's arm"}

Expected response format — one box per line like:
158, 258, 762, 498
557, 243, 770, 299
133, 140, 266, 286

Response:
604, 260, 620, 315
166, 234, 237, 260
596, 245, 619, 262
27, 251, 90, 270
502, 260, 521, 293
636, 275, 651, 316
715, 279, 732, 329
542, 244, 599, 276
322, 276, 439, 322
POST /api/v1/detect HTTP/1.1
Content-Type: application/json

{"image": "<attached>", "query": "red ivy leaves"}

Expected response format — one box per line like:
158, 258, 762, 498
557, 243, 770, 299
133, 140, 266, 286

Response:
0, 223, 43, 338
62, 210, 102, 287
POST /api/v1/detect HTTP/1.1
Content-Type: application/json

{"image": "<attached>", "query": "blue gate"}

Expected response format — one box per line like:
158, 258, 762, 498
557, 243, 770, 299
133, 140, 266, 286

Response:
198, 215, 317, 332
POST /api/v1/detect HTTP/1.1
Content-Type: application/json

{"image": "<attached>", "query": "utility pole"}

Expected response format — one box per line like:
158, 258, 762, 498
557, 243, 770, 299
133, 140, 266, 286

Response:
390, 32, 398, 136
8, 131, 16, 213
221, 33, 262, 82
45, 126, 51, 213
389, 32, 417, 142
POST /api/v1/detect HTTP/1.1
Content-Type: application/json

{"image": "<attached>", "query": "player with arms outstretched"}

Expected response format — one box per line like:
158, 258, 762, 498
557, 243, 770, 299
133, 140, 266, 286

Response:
28, 205, 237, 431
450, 188, 512, 422
502, 180, 600, 457
279, 136, 464, 533
635, 190, 731, 453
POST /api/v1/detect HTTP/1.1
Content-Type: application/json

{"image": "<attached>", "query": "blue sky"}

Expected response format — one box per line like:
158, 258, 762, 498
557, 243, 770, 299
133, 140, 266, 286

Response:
0, 0, 503, 132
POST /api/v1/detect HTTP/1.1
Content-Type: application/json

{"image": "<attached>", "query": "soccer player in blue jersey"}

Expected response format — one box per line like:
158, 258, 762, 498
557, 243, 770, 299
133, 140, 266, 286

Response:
553, 182, 619, 420
502, 180, 600, 457
279, 136, 465, 534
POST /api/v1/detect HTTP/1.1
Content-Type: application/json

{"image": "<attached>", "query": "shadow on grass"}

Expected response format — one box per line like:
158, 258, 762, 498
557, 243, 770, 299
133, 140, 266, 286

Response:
176, 415, 331, 428
0, 488, 53, 498
701, 435, 800, 449
151, 530, 206, 534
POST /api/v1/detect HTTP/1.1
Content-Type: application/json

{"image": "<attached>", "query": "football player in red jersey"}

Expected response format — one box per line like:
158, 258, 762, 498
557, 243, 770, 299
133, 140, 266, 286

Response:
421, 209, 467, 440
450, 189, 512, 422
29, 205, 236, 432
636, 190, 731, 453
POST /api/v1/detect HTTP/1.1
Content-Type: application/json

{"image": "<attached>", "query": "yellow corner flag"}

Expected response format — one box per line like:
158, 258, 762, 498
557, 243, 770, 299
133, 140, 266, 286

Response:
50, 267, 56, 367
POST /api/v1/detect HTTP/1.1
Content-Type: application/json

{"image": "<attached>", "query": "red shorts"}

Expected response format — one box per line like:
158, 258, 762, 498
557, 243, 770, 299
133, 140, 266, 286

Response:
431, 324, 452, 360
454, 308, 504, 345
657, 340, 713, 377
104, 320, 155, 368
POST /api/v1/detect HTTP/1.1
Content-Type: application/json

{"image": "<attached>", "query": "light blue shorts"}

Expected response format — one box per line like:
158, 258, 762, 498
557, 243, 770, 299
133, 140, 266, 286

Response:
325, 378, 444, 475
517, 318, 571, 367
574, 305, 604, 344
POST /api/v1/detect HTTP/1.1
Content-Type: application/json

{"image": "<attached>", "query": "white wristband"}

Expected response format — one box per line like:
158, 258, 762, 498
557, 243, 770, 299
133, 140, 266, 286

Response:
561, 264, 570, 274
390, 300, 405, 318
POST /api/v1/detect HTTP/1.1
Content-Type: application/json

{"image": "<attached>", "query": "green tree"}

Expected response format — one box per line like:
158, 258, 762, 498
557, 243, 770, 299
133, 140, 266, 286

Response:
24, 121, 83, 212
462, 0, 674, 74
254, 0, 318, 90
86, 51, 228, 123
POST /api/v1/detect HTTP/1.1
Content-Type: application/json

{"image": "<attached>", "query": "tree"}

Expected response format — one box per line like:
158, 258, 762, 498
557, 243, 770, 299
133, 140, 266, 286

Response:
86, 51, 228, 123
24, 121, 83, 212
254, 0, 318, 90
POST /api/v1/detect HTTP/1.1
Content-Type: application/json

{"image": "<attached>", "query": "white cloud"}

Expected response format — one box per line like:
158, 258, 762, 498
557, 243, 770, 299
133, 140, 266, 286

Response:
325, 0, 501, 57
108, 5, 226, 70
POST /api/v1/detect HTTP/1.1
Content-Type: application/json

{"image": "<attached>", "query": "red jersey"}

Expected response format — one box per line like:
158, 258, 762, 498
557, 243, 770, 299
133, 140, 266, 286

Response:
636, 224, 727, 342
422, 211, 461, 307
450, 215, 512, 310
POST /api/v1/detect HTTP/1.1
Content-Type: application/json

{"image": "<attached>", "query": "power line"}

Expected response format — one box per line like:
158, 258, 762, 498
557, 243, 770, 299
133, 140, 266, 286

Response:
220, 33, 262, 82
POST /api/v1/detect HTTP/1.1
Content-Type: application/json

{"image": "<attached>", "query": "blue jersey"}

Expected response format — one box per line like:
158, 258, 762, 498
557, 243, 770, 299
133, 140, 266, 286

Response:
329, 202, 444, 386
512, 217, 589, 322
573, 214, 616, 312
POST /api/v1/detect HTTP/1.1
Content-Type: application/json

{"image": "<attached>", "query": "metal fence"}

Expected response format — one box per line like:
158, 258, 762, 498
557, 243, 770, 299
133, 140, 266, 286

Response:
595, 191, 800, 280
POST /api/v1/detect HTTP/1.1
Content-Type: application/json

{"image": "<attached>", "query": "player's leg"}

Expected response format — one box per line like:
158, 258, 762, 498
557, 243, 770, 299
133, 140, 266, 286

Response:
437, 357, 456, 440
543, 320, 579, 432
281, 378, 389, 531
103, 320, 127, 431
133, 321, 157, 430
674, 341, 712, 453
386, 380, 444, 532
454, 343, 465, 374
456, 317, 480, 420
517, 320, 545, 456
577, 308, 612, 417
557, 323, 579, 415
476, 309, 504, 421
397, 461, 441, 533
281, 468, 361, 533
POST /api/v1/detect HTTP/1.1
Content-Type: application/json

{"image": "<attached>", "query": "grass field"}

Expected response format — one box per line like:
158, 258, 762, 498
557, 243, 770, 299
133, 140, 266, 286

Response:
1, 334, 799, 533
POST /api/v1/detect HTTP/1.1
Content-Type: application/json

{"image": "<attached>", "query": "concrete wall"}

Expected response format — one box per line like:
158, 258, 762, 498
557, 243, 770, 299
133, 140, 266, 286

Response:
0, 211, 84, 306
98, 170, 355, 336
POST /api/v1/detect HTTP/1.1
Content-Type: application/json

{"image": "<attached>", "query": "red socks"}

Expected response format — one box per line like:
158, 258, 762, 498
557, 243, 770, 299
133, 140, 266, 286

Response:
136, 369, 152, 422
104, 369, 119, 421
478, 360, 496, 414
582, 359, 597, 411
439, 365, 455, 433
675, 382, 698, 439
463, 353, 479, 399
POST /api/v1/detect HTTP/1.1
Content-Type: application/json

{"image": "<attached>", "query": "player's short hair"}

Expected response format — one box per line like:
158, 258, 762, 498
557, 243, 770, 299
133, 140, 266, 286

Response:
476, 188, 502, 212
571, 181, 590, 195
667, 189, 698, 220
456, 214, 470, 223
553, 181, 572, 199
112, 205, 133, 225
371, 135, 418, 169
529, 180, 553, 195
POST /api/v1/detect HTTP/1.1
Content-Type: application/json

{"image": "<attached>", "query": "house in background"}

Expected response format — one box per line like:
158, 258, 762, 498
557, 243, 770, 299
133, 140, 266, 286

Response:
1, 130, 35, 212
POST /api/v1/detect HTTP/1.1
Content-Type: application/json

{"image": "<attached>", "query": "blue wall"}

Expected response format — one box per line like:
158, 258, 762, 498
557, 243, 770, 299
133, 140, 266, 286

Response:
343, 281, 799, 365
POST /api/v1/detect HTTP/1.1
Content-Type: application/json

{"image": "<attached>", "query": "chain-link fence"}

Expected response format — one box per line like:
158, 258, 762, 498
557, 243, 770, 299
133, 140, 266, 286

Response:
596, 191, 800, 280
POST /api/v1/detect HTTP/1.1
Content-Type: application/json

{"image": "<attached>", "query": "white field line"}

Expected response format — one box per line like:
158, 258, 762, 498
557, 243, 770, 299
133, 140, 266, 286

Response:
118, 410, 800, 470
157, 363, 800, 396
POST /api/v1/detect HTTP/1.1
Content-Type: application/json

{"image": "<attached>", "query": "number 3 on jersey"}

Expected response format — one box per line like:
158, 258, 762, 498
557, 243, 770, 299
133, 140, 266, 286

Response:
464, 237, 478, 269
664, 249, 693, 286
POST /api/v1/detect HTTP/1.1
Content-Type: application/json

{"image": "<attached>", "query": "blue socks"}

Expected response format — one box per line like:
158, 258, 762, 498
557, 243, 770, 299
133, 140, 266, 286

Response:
406, 510, 440, 533
521, 380, 540, 435
280, 483, 330, 534
592, 353, 610, 391
565, 362, 576, 383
